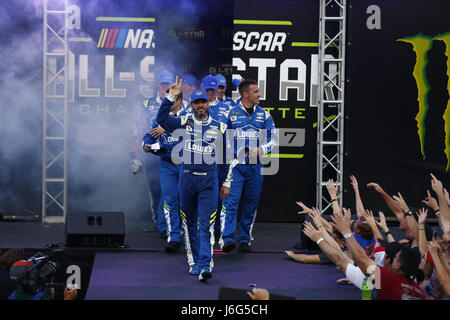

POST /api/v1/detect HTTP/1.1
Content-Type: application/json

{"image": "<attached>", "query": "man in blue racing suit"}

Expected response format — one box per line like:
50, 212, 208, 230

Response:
219, 79, 278, 253
143, 90, 184, 253
154, 77, 234, 281
132, 70, 174, 237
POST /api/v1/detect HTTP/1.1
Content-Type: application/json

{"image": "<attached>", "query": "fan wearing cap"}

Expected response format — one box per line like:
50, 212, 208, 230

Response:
132, 70, 175, 238
201, 75, 231, 121
154, 77, 236, 282
215, 74, 236, 107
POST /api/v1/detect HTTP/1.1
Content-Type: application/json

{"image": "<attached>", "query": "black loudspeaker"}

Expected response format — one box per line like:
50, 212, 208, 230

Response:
65, 211, 125, 247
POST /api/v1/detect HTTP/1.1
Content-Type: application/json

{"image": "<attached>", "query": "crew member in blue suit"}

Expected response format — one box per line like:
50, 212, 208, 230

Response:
131, 70, 174, 238
154, 77, 234, 281
143, 89, 184, 253
219, 79, 278, 253
215, 74, 235, 107
182, 73, 197, 102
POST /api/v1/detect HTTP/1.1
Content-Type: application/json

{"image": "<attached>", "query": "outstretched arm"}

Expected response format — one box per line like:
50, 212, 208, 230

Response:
350, 175, 365, 217
303, 220, 352, 273
393, 192, 419, 247
430, 174, 450, 236
417, 208, 429, 256
331, 208, 376, 274
375, 211, 396, 243
367, 182, 404, 220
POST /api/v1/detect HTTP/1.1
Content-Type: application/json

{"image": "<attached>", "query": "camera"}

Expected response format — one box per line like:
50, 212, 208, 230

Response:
10, 252, 58, 295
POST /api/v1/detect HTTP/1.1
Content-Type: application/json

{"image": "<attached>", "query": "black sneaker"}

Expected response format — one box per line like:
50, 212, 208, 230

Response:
199, 269, 212, 282
221, 241, 236, 253
238, 242, 251, 252
165, 241, 180, 253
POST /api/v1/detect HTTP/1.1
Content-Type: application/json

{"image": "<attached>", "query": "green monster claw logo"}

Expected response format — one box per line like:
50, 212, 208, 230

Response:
397, 32, 450, 171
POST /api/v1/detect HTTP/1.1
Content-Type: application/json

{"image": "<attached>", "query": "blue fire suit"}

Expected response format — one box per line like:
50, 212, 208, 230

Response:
156, 96, 231, 274
219, 103, 278, 248
135, 94, 165, 233
143, 110, 183, 243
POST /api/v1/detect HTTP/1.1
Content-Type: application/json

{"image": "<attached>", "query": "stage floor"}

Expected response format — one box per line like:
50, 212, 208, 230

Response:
0, 219, 366, 299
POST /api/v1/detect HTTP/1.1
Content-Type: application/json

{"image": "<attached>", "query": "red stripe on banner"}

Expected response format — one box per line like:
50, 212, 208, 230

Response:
110, 29, 119, 48
105, 29, 114, 48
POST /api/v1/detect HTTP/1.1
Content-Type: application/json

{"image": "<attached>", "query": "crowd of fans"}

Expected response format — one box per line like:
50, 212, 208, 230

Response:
283, 173, 450, 300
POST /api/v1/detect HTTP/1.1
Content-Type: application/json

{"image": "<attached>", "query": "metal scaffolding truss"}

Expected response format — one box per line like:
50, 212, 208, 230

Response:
316, 0, 347, 213
42, 0, 68, 223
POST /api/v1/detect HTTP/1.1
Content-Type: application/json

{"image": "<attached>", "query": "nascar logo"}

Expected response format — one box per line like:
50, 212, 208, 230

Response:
97, 28, 155, 48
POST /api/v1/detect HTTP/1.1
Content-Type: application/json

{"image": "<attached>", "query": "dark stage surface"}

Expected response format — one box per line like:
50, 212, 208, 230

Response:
0, 219, 371, 300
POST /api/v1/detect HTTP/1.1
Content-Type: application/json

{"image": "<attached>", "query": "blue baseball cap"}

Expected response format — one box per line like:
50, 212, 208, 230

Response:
190, 90, 208, 103
158, 70, 174, 84
232, 78, 241, 88
201, 75, 218, 90
183, 74, 197, 86
216, 74, 227, 88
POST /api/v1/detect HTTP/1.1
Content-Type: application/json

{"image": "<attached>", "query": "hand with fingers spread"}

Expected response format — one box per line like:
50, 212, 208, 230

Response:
303, 221, 322, 243
342, 207, 352, 223
392, 192, 410, 213
417, 208, 428, 225
330, 211, 352, 236
296, 201, 313, 215
375, 211, 388, 231
363, 209, 377, 228
326, 179, 338, 199
422, 190, 439, 211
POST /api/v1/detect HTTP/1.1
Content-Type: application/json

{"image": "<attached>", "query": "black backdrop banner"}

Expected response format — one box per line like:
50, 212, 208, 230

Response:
233, 0, 319, 222
345, 0, 450, 214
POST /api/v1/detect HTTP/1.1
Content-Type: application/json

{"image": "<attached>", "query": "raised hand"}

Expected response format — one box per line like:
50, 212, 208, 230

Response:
444, 188, 450, 206
326, 179, 338, 198
363, 209, 377, 227
392, 192, 409, 213
367, 182, 383, 193
342, 207, 352, 223
417, 208, 428, 224
303, 221, 321, 242
169, 76, 183, 97
430, 173, 443, 195
422, 190, 439, 211
296, 201, 313, 215
375, 211, 388, 230
350, 175, 359, 191
330, 210, 352, 235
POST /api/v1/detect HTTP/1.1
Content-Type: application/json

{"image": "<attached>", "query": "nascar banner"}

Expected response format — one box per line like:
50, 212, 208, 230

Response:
233, 0, 319, 222
64, 0, 232, 214
345, 0, 450, 212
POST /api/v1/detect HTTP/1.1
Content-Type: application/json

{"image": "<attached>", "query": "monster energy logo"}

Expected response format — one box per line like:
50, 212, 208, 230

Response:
397, 32, 450, 171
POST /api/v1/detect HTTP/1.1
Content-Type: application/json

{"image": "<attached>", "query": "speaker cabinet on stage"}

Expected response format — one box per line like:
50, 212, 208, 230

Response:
65, 211, 125, 247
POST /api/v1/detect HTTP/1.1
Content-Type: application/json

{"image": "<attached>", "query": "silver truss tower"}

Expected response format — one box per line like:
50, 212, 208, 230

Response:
316, 0, 347, 213
42, 0, 68, 223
